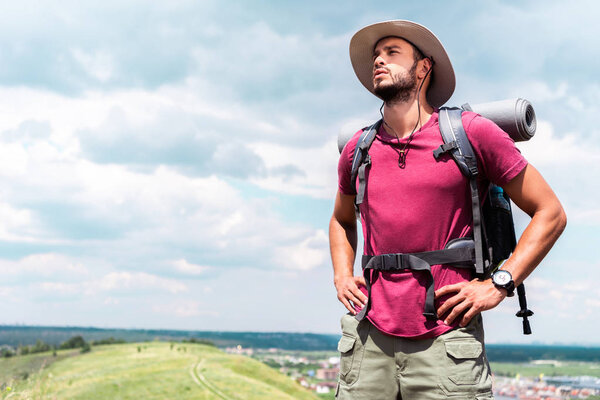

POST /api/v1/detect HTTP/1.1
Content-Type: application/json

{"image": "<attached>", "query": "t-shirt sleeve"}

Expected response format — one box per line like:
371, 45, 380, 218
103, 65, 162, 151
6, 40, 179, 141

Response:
337, 130, 362, 195
463, 113, 528, 186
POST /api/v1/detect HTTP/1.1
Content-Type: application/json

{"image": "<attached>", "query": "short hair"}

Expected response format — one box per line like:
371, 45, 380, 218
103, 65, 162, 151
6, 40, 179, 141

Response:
410, 42, 425, 63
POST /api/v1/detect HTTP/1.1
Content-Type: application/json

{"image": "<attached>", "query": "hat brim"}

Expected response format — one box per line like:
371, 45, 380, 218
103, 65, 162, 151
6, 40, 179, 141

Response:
349, 20, 455, 108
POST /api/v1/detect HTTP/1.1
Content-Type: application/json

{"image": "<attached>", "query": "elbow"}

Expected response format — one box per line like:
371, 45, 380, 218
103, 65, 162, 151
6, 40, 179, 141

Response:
554, 203, 567, 238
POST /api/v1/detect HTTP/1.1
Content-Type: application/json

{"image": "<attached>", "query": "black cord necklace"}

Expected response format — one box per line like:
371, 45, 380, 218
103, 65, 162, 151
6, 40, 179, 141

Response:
380, 104, 420, 169
379, 62, 432, 169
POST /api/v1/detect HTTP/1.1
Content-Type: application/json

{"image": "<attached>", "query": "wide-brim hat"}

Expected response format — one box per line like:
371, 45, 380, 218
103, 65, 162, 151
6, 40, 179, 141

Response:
349, 20, 455, 108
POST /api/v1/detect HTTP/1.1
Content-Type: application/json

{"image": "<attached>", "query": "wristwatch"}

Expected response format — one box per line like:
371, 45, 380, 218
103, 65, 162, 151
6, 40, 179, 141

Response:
491, 269, 515, 297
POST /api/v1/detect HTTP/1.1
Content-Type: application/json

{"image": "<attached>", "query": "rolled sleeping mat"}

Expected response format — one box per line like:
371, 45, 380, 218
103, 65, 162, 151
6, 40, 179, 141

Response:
463, 98, 536, 142
338, 127, 355, 154
337, 120, 372, 154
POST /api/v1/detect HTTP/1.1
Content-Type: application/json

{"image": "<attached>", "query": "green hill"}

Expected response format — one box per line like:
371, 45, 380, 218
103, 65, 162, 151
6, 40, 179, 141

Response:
1, 342, 320, 400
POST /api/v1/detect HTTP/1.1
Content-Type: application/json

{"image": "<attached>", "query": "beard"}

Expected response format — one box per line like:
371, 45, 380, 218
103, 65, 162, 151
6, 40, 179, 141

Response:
373, 61, 418, 104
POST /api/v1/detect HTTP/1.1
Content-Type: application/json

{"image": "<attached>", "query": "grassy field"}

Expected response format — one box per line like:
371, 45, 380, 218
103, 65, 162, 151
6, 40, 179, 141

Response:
0, 349, 80, 387
1, 342, 319, 400
490, 361, 600, 378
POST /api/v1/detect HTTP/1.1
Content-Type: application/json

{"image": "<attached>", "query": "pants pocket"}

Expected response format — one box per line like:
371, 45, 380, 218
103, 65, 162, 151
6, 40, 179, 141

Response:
438, 335, 491, 397
338, 334, 356, 376
337, 314, 365, 386
444, 338, 483, 385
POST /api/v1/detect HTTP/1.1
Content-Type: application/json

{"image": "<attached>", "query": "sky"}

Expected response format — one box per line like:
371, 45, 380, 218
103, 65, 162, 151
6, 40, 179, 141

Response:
0, 0, 598, 345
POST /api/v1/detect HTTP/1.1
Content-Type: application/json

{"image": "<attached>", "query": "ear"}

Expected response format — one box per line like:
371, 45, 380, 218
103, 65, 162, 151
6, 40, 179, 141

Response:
417, 58, 433, 79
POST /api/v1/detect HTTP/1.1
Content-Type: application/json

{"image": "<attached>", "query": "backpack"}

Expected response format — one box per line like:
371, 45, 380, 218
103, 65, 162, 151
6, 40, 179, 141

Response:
348, 107, 533, 334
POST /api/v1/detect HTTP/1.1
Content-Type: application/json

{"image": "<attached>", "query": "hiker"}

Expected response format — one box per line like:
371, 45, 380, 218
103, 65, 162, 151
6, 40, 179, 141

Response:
329, 20, 566, 399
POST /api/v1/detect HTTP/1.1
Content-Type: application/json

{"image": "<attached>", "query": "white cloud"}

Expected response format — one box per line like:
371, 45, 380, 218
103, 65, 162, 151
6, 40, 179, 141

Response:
29, 271, 188, 295
71, 48, 115, 82
0, 286, 15, 298
273, 229, 329, 271
585, 299, 600, 309
0, 254, 89, 281
104, 297, 120, 305
511, 82, 569, 103
521, 275, 594, 316
249, 139, 339, 199
37, 281, 81, 295
525, 277, 553, 290
516, 119, 600, 225
0, 201, 35, 241
0, 84, 325, 269
91, 271, 187, 294
172, 259, 210, 276
516, 120, 596, 166
217, 211, 244, 236
153, 300, 218, 318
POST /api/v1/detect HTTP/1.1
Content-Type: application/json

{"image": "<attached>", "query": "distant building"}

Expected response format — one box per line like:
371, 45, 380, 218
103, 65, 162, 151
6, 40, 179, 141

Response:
316, 367, 339, 380
224, 345, 254, 356
315, 382, 337, 394
315, 385, 331, 394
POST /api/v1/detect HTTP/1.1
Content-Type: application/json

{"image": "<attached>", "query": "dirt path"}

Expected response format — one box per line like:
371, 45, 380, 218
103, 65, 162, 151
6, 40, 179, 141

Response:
189, 358, 233, 400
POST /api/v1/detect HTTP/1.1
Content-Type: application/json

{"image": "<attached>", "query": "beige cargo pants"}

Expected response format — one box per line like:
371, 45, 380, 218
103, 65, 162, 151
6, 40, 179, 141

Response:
336, 313, 494, 399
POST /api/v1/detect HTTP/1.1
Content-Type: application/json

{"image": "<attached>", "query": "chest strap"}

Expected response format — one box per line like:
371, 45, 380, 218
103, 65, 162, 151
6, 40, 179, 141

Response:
355, 242, 476, 322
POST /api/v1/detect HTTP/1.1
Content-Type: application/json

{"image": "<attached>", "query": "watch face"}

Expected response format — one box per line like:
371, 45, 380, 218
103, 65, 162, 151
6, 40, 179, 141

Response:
493, 270, 512, 285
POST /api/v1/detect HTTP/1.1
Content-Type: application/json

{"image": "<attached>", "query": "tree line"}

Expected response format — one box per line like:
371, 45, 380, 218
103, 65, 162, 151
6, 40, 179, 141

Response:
0, 335, 127, 358
0, 336, 215, 358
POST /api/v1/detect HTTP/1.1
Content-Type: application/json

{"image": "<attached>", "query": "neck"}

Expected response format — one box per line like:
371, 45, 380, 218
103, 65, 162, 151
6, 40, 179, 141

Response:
382, 93, 434, 139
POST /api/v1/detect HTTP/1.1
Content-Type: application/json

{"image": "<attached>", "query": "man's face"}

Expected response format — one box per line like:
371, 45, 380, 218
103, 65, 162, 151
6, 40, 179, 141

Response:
372, 37, 419, 103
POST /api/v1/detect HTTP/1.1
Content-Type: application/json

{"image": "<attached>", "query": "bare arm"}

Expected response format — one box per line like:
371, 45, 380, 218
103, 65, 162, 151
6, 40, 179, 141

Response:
329, 190, 368, 314
435, 164, 567, 326
496, 164, 567, 285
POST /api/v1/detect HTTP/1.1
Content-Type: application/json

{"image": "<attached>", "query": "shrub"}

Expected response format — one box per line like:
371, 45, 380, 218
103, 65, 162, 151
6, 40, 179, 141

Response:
60, 336, 87, 350
182, 338, 215, 346
91, 337, 126, 346
1, 348, 15, 358
80, 343, 91, 354
30, 340, 51, 354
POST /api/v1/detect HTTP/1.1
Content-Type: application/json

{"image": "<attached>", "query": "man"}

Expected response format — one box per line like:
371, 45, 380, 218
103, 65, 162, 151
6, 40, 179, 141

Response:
329, 20, 566, 399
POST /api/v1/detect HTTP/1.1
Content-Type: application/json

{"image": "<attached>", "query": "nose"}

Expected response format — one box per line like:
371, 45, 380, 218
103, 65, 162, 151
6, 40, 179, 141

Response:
373, 55, 385, 69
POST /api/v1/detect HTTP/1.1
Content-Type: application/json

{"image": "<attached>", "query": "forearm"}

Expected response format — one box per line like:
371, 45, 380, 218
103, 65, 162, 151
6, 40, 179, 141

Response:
329, 215, 358, 283
501, 203, 566, 286
329, 213, 369, 312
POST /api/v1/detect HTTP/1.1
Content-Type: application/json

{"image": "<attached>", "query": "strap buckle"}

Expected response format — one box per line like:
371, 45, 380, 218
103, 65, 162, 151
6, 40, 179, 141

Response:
466, 155, 479, 176
397, 254, 405, 269
379, 254, 409, 271
433, 140, 458, 159
380, 254, 398, 270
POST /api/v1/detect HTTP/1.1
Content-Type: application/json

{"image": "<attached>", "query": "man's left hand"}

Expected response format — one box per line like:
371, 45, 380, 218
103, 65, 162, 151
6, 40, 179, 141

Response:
435, 279, 507, 327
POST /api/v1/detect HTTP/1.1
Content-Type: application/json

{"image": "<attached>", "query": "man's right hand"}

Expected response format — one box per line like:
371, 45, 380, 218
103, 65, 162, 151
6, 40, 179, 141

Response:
335, 275, 368, 315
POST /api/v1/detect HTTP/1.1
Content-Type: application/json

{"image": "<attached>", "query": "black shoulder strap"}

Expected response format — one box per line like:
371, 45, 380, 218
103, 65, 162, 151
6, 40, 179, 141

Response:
435, 107, 478, 177
350, 119, 382, 205
434, 107, 488, 275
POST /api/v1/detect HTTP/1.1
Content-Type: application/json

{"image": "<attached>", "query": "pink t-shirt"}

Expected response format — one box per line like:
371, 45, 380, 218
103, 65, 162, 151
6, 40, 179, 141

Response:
337, 110, 528, 339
